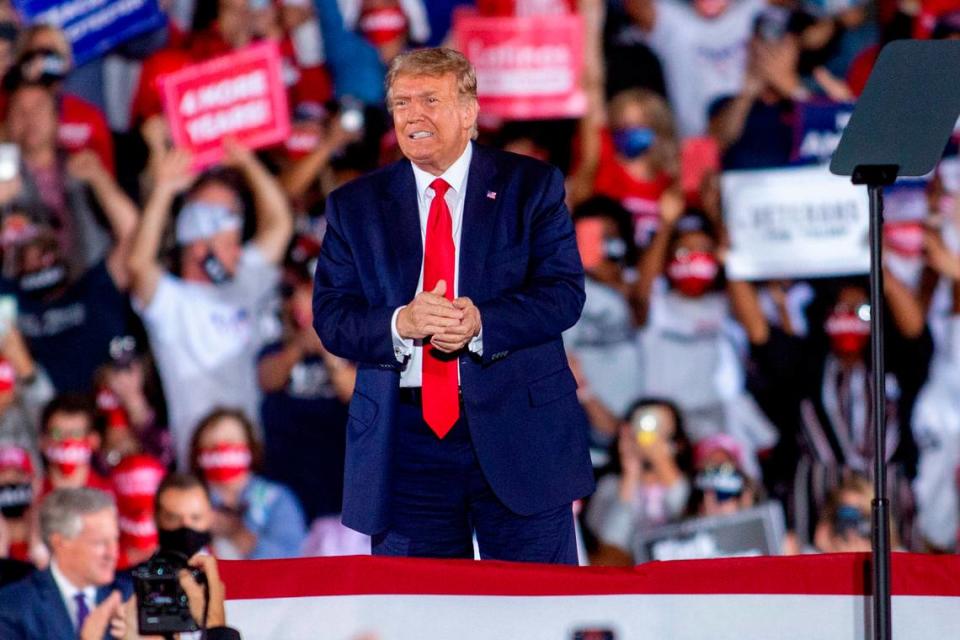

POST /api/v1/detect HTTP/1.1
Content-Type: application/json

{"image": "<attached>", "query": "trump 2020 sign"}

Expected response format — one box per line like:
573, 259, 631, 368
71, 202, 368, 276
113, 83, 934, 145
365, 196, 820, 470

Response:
453, 10, 586, 120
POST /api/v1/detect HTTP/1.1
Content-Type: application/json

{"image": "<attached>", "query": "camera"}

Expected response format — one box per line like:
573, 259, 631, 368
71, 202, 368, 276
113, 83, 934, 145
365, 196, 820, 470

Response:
132, 550, 206, 634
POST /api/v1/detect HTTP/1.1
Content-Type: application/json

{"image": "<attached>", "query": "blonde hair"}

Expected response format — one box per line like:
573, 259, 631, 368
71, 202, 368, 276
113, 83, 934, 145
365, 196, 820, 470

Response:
608, 88, 679, 178
385, 47, 479, 138
385, 47, 478, 108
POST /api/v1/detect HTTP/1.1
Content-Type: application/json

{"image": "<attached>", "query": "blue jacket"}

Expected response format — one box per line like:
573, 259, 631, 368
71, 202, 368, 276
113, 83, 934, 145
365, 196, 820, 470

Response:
313, 143, 596, 534
0, 567, 132, 640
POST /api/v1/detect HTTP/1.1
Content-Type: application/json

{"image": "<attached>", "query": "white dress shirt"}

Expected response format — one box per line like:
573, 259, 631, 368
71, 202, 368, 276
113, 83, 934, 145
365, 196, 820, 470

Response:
50, 560, 97, 631
390, 142, 483, 387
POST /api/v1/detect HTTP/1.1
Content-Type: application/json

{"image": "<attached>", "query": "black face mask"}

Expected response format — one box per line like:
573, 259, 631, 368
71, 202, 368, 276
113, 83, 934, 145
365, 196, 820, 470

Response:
157, 526, 212, 558
202, 252, 233, 285
0, 482, 33, 519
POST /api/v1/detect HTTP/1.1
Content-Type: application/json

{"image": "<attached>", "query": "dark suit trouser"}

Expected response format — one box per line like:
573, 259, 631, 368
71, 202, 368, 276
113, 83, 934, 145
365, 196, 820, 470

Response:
371, 399, 578, 564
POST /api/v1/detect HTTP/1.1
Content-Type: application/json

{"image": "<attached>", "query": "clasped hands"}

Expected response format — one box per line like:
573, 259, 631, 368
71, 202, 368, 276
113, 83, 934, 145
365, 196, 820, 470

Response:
396, 280, 481, 353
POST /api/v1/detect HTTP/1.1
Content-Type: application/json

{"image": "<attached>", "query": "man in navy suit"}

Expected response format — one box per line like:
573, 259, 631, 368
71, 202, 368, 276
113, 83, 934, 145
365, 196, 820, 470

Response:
313, 48, 595, 563
0, 488, 132, 639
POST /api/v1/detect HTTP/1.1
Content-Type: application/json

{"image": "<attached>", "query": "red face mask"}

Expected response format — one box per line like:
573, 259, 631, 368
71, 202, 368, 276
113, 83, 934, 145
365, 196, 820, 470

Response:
825, 311, 870, 356
359, 7, 408, 45
198, 444, 252, 483
44, 438, 92, 476
667, 251, 719, 297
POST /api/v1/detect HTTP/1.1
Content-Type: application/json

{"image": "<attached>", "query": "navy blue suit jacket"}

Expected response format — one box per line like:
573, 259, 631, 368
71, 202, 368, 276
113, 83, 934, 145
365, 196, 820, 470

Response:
0, 568, 132, 640
313, 143, 596, 535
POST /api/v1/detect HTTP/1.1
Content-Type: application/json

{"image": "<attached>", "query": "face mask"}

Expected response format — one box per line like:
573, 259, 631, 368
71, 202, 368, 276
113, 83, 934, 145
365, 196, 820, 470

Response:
157, 526, 212, 558
359, 7, 408, 45
19, 262, 67, 295
825, 309, 870, 356
291, 19, 324, 67
612, 127, 655, 159
19, 49, 68, 84
44, 438, 92, 476
695, 464, 745, 502
202, 251, 233, 285
0, 482, 32, 518
604, 237, 628, 262
198, 443, 252, 483
833, 504, 870, 538
667, 251, 719, 297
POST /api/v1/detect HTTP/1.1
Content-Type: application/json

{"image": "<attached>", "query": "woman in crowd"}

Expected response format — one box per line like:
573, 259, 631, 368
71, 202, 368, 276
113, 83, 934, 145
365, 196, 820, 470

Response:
189, 407, 307, 559
586, 399, 691, 564
729, 270, 931, 548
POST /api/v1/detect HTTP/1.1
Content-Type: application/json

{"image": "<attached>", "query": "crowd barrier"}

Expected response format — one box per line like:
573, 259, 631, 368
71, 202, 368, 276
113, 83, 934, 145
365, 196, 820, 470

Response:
219, 552, 960, 639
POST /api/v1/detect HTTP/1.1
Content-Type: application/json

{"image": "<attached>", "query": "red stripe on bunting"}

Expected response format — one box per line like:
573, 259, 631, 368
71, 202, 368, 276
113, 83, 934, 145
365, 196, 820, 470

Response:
217, 553, 960, 601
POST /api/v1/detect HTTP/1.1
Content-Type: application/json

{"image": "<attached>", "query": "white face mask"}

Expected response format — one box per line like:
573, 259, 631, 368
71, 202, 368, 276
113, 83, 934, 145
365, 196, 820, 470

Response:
291, 19, 325, 67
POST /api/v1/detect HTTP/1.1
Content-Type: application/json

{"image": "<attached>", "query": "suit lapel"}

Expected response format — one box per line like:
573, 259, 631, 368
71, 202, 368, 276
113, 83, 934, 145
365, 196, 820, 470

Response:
36, 569, 76, 640
459, 144, 502, 300
381, 160, 423, 303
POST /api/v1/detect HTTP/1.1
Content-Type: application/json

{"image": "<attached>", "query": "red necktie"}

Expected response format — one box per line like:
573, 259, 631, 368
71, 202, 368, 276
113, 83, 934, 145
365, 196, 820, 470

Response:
422, 178, 459, 437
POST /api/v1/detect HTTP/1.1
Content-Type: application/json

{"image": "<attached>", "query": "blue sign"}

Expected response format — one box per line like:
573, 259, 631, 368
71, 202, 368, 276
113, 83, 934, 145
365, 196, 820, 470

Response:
15, 0, 167, 66
791, 100, 856, 167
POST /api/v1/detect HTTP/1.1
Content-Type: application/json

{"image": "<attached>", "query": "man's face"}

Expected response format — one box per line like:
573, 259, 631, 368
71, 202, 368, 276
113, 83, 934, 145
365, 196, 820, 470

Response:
6, 86, 57, 155
391, 72, 477, 175
156, 486, 214, 532
184, 182, 244, 277
52, 508, 118, 588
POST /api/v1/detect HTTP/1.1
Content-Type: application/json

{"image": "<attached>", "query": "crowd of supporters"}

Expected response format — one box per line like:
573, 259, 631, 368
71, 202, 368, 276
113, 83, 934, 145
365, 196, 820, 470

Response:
0, 0, 959, 582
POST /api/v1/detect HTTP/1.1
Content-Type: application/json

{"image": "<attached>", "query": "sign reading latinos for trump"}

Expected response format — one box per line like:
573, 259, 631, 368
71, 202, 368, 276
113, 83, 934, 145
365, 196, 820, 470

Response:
15, 0, 166, 66
452, 10, 586, 120
723, 165, 871, 281
160, 41, 290, 169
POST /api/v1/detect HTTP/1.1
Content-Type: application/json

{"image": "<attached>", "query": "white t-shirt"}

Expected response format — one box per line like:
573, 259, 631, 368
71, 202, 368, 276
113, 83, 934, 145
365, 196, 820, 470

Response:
564, 277, 644, 418
646, 0, 764, 137
912, 316, 960, 550
136, 245, 279, 468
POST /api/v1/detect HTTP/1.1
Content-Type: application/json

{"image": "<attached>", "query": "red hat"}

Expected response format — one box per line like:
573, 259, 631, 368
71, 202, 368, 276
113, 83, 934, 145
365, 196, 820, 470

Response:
118, 511, 159, 550
110, 454, 166, 514
693, 433, 745, 470
0, 444, 34, 476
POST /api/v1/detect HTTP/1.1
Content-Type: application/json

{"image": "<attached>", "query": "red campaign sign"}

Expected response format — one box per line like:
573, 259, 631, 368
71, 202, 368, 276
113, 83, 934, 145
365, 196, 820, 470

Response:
160, 41, 290, 168
453, 11, 586, 120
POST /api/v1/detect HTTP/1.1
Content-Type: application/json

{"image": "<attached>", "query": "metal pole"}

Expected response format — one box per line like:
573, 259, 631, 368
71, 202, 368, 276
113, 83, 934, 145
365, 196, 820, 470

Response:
867, 183, 891, 640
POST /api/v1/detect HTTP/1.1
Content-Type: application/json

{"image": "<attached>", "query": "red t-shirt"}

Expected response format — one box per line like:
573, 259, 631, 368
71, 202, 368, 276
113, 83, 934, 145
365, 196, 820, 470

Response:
57, 94, 115, 175
592, 129, 672, 246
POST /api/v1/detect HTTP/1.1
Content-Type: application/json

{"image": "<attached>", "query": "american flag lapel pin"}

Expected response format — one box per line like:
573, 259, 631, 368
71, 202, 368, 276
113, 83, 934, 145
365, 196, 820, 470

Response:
486, 190, 497, 200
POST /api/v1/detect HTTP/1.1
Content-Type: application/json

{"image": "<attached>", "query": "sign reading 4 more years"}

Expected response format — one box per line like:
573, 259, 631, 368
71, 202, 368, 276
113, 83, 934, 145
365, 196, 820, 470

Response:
160, 41, 290, 169
722, 165, 871, 281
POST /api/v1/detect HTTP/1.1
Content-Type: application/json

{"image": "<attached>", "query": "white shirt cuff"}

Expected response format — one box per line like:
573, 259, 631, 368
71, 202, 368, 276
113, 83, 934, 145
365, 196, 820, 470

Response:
468, 326, 483, 356
391, 306, 414, 362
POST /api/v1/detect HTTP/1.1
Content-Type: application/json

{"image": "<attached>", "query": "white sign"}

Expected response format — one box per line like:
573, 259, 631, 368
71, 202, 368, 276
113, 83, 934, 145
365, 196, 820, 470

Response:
722, 166, 871, 280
